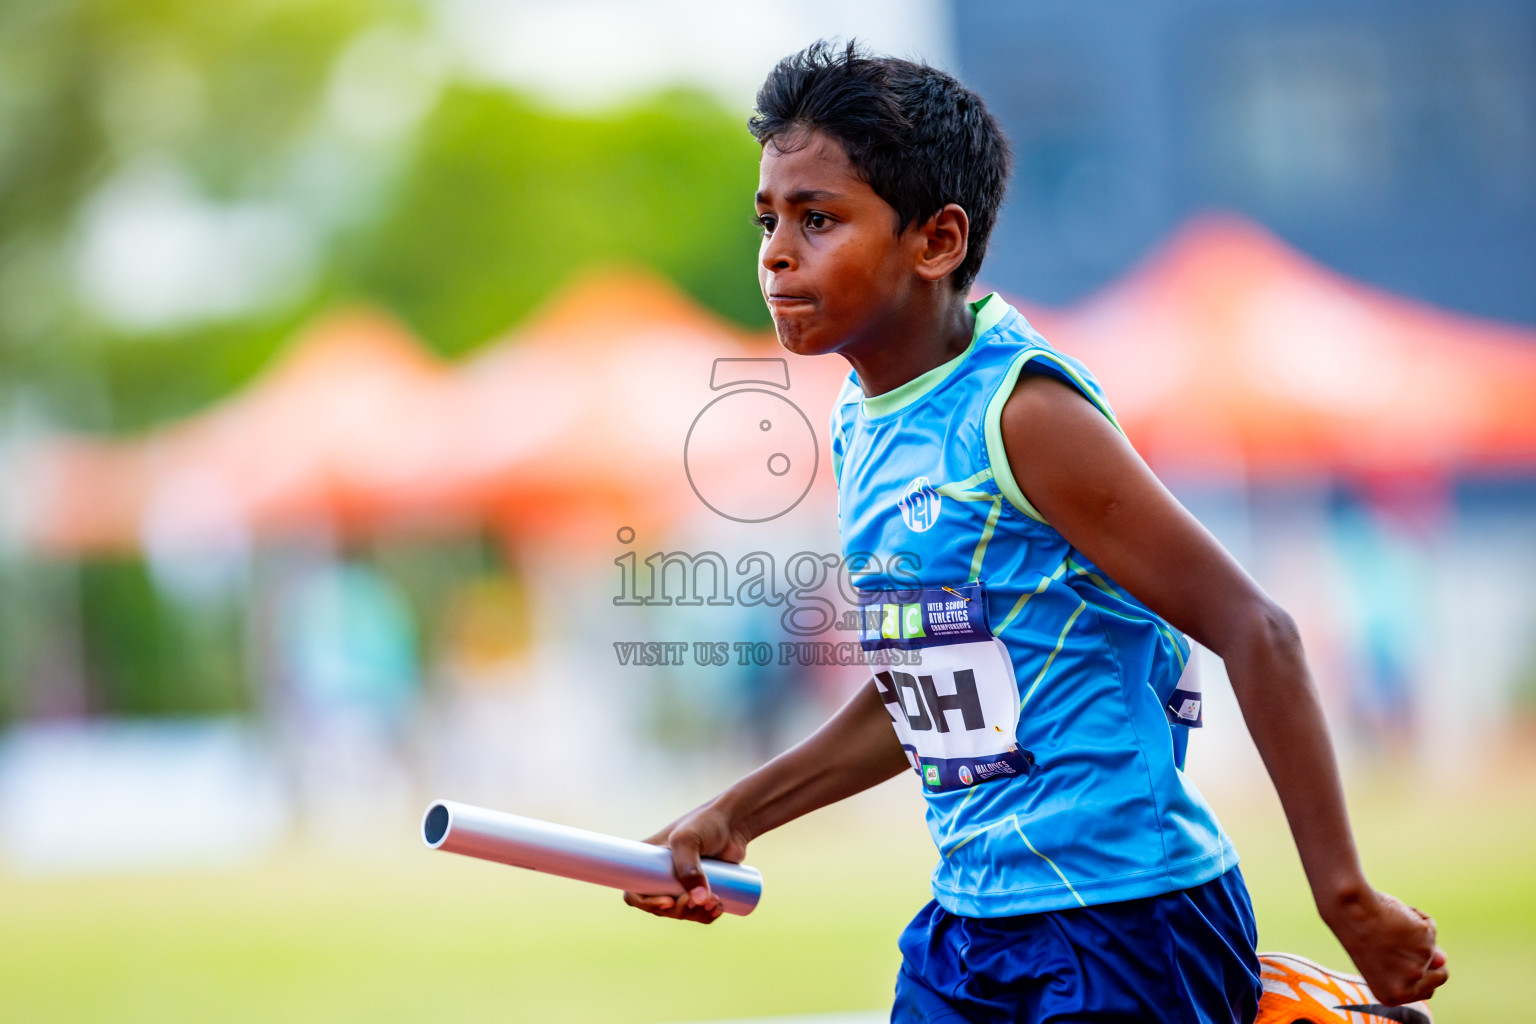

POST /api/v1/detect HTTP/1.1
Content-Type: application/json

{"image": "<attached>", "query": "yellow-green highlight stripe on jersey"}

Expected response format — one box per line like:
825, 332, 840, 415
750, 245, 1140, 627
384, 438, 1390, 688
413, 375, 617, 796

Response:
940, 814, 1088, 907
952, 467, 996, 491
1019, 599, 1087, 712
941, 814, 1012, 858
936, 467, 997, 505
967, 499, 1002, 583
1013, 818, 1087, 906
996, 557, 1072, 634
1065, 555, 1190, 669
939, 783, 986, 847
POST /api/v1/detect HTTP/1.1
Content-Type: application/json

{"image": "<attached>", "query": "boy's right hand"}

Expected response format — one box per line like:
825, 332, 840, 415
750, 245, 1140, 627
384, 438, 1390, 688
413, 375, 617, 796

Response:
621, 802, 751, 925
1327, 887, 1448, 1005
620, 678, 910, 924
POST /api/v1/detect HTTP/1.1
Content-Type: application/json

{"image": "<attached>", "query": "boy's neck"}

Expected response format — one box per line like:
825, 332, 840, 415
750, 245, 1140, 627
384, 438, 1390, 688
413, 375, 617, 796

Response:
842, 289, 976, 400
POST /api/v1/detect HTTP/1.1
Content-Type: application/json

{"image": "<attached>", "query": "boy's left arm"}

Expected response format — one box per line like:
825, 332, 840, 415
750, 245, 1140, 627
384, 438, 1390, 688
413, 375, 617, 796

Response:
999, 372, 1448, 1007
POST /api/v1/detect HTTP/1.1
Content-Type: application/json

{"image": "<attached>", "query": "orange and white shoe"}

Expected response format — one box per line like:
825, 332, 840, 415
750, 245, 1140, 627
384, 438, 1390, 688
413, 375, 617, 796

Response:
1255, 952, 1433, 1024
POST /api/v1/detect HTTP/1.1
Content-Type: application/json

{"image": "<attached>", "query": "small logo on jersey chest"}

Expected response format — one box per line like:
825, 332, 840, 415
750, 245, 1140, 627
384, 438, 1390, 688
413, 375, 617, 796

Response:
898, 477, 942, 532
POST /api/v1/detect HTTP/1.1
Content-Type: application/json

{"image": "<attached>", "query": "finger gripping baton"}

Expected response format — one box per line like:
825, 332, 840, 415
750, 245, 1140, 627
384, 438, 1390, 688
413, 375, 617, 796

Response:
421, 799, 763, 916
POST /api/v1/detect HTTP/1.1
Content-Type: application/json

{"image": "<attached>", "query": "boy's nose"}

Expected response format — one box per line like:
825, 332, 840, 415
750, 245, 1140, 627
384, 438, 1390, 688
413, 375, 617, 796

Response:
761, 242, 796, 273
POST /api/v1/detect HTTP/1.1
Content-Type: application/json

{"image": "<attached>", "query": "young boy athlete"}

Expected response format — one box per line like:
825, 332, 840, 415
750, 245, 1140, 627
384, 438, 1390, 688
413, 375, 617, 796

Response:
624, 42, 1448, 1023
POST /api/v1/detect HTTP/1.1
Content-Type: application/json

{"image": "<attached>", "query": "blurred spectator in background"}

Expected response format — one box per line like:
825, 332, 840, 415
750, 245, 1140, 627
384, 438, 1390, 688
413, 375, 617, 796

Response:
273, 546, 420, 834
1331, 494, 1431, 756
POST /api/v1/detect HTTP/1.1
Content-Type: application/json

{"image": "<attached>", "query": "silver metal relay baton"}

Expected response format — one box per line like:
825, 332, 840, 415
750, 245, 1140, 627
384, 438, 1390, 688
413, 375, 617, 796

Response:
421, 799, 763, 916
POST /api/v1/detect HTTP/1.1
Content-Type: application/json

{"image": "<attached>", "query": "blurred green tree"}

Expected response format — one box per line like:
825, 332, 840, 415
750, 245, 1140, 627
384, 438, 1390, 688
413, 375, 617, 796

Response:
337, 85, 766, 358
1, 0, 398, 719
0, 0, 402, 421
77, 558, 248, 716
0, 1, 767, 434
0, 0, 770, 719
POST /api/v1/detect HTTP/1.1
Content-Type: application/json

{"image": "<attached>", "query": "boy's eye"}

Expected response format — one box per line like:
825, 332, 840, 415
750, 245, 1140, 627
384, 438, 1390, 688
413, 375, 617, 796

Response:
806, 212, 829, 229
754, 214, 776, 235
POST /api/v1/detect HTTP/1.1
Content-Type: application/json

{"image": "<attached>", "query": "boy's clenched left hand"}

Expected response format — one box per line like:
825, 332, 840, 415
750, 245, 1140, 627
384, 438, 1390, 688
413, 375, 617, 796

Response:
1326, 887, 1448, 1005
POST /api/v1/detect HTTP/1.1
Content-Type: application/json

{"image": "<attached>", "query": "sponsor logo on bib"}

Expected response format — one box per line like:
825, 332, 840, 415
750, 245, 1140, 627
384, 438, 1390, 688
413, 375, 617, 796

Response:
957, 765, 974, 785
898, 476, 942, 532
1164, 684, 1204, 728
923, 764, 940, 787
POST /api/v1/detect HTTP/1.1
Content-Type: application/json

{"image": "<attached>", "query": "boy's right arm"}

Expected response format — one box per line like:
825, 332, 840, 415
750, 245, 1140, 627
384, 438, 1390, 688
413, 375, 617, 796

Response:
622, 676, 910, 923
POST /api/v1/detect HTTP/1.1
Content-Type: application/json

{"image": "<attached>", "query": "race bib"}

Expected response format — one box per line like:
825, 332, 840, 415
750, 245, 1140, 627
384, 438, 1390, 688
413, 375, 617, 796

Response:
858, 582, 1034, 793
1164, 648, 1203, 728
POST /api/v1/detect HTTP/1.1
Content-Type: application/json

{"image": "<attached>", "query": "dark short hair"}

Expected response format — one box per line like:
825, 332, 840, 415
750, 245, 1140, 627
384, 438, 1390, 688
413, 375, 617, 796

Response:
750, 40, 1011, 292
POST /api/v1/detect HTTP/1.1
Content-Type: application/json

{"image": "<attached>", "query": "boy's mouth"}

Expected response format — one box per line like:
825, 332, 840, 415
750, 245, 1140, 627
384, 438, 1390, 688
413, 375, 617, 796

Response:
767, 293, 815, 308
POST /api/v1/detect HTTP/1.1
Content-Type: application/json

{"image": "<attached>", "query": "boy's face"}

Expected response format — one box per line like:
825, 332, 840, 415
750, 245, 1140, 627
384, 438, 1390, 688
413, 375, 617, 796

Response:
755, 131, 923, 356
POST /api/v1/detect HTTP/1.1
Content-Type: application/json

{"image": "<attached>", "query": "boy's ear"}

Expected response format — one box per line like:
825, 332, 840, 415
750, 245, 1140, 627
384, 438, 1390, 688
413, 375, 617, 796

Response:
913, 203, 970, 284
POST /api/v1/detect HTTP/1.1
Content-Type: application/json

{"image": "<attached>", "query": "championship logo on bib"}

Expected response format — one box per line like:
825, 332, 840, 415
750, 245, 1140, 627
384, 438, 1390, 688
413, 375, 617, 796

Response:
858, 582, 1034, 793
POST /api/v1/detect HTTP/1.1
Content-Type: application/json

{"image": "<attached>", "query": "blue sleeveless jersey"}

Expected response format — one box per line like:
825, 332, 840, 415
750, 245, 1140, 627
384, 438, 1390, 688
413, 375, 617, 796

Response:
831, 294, 1237, 918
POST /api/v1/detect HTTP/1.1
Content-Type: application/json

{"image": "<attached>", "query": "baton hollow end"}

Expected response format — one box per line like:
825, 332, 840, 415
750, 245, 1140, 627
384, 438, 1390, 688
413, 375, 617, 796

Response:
422, 801, 451, 848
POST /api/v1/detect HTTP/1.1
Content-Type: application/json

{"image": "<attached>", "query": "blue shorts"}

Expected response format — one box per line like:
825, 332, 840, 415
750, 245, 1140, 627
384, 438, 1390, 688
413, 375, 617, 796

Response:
892, 867, 1262, 1024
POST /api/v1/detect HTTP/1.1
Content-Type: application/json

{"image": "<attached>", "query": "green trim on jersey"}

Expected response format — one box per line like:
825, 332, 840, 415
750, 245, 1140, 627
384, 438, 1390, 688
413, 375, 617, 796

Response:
861, 293, 1011, 419
982, 348, 1127, 525
829, 375, 863, 486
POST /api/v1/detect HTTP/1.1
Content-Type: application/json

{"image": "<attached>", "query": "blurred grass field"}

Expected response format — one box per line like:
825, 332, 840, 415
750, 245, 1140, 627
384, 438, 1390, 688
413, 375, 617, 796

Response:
0, 765, 1531, 1023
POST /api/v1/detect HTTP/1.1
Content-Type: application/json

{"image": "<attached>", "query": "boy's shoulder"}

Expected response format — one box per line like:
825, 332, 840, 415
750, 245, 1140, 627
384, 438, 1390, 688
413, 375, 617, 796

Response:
984, 303, 1119, 430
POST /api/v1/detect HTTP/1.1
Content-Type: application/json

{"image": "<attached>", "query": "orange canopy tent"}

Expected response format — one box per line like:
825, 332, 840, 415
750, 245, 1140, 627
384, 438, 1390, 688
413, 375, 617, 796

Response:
448, 269, 845, 544
22, 218, 1536, 557
1019, 216, 1536, 478
22, 311, 458, 554
18, 270, 847, 555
